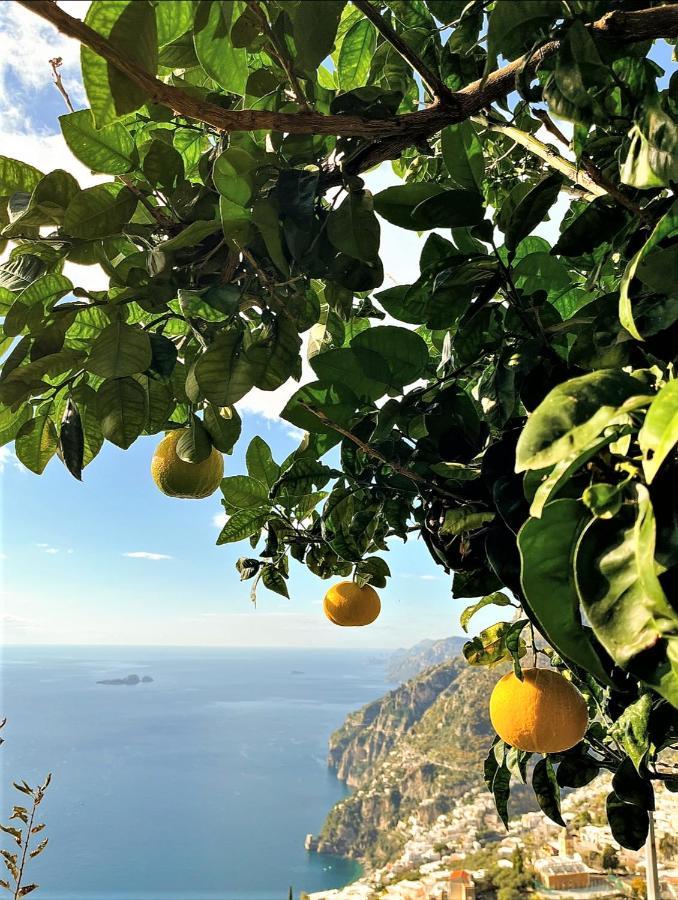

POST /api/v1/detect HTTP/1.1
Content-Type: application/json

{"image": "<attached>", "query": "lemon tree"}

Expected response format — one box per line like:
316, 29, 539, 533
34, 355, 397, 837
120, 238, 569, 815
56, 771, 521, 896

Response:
1, 0, 678, 847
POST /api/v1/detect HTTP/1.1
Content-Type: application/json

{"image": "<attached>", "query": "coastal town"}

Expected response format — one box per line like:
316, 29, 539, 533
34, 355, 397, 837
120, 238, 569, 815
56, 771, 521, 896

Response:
304, 775, 678, 900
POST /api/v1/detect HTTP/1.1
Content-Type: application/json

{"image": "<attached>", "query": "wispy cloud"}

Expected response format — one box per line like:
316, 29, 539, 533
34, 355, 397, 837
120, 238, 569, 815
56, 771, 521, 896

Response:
0, 447, 24, 474
1, 613, 40, 633
212, 512, 227, 529
36, 543, 59, 555
123, 552, 172, 561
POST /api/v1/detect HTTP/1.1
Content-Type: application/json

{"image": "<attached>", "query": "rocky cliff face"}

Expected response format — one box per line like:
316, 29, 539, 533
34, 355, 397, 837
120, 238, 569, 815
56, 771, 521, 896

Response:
318, 658, 508, 866
328, 659, 465, 787
387, 636, 466, 682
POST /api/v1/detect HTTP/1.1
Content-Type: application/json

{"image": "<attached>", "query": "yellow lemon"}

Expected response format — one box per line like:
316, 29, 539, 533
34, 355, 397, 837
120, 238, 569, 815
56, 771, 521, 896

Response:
489, 668, 588, 753
151, 429, 223, 499
323, 581, 381, 627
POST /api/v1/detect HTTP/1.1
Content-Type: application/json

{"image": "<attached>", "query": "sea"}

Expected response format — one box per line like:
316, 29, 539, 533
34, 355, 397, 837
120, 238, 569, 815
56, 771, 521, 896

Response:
0, 646, 394, 900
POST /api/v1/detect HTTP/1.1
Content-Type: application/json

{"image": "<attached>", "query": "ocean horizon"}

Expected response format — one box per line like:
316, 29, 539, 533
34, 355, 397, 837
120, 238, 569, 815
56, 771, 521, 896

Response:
0, 645, 394, 899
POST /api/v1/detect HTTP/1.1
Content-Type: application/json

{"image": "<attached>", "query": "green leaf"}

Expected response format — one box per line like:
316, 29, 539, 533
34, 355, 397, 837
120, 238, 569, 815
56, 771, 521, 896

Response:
582, 482, 626, 520
246, 436, 280, 489
606, 792, 649, 852
176, 415, 212, 463
518, 499, 614, 684
557, 755, 599, 789
515, 370, 650, 472
463, 621, 526, 667
441, 122, 485, 192
351, 325, 429, 388
87, 321, 152, 378
552, 198, 626, 257
639, 380, 678, 483
216, 508, 268, 544
327, 190, 380, 262
460, 592, 512, 633
0, 403, 31, 447
373, 183, 444, 230
620, 102, 678, 189
504, 174, 562, 252
261, 564, 290, 598
59, 397, 84, 481
532, 757, 565, 826
487, 0, 559, 69
15, 415, 58, 474
610, 694, 653, 774
4, 274, 73, 337
440, 508, 495, 536
0, 156, 43, 195
82, 0, 158, 128
155, 0, 194, 46
219, 195, 251, 245
59, 109, 135, 175
193, 328, 252, 406
411, 189, 485, 229
221, 474, 268, 511
338, 18, 376, 90
575, 484, 678, 705
70, 383, 103, 467
213, 154, 251, 206
194, 0, 247, 96
97, 377, 147, 448
203, 404, 241, 454
161, 219, 221, 253
619, 201, 677, 341
292, 0, 346, 72
63, 183, 136, 239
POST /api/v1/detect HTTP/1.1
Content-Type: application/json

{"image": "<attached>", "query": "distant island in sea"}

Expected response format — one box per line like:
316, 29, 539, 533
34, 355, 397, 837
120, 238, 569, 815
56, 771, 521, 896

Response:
96, 673, 154, 686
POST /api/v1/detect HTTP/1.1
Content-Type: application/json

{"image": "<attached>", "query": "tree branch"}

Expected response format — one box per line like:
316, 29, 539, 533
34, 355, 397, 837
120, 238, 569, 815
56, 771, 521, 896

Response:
473, 114, 606, 201
351, 0, 456, 104
299, 402, 464, 501
18, 0, 678, 185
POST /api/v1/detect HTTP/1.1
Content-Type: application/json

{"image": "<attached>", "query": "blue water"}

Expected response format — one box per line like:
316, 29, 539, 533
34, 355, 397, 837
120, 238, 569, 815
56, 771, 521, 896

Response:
0, 646, 391, 900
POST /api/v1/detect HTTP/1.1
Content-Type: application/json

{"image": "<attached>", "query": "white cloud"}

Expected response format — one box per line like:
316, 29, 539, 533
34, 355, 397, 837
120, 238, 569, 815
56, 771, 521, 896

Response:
123, 551, 173, 561
44, 548, 59, 555
212, 512, 227, 529
0, 447, 25, 474
0, 2, 88, 129
1, 613, 40, 633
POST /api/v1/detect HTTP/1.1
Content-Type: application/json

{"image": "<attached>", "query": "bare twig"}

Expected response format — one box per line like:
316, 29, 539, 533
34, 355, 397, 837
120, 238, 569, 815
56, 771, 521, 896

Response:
352, 0, 456, 104
579, 155, 647, 219
49, 56, 75, 112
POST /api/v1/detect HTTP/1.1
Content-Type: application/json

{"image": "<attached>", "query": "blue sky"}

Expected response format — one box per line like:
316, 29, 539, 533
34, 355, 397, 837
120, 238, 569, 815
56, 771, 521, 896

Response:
0, 5, 673, 648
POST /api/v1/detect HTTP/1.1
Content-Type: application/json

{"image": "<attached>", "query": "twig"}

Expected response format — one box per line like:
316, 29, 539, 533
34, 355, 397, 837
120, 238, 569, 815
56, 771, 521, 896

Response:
244, 0, 312, 111
352, 0, 456, 105
579, 155, 647, 219
116, 175, 176, 232
532, 109, 570, 146
49, 56, 75, 112
299, 402, 465, 501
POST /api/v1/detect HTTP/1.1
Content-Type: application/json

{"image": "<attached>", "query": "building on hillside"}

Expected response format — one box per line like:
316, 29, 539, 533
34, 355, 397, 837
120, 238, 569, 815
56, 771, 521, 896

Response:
535, 859, 592, 890
444, 870, 476, 900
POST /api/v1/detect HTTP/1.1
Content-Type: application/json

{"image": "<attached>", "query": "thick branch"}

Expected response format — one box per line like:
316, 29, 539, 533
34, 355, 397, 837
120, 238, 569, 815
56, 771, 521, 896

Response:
18, 0, 678, 177
351, 0, 456, 104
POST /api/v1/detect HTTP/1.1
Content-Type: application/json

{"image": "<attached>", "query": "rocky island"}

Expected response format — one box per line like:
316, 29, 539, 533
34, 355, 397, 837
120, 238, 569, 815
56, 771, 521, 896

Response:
96, 674, 154, 686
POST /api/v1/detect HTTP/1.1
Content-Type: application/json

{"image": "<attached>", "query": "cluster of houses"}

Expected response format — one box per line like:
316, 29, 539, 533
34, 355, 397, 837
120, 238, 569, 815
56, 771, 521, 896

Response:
306, 776, 678, 900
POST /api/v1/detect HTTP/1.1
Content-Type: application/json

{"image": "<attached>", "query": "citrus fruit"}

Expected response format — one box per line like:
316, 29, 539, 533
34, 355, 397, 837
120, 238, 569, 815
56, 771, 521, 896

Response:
489, 668, 588, 753
323, 581, 381, 627
151, 429, 224, 499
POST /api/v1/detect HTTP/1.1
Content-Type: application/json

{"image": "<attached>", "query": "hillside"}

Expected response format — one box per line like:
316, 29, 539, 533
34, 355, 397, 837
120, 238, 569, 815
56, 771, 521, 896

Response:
316, 657, 534, 867
386, 637, 466, 682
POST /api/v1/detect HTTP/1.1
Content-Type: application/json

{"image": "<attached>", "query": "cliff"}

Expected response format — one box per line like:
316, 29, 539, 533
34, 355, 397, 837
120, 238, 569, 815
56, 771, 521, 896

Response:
387, 637, 466, 682
317, 659, 520, 866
